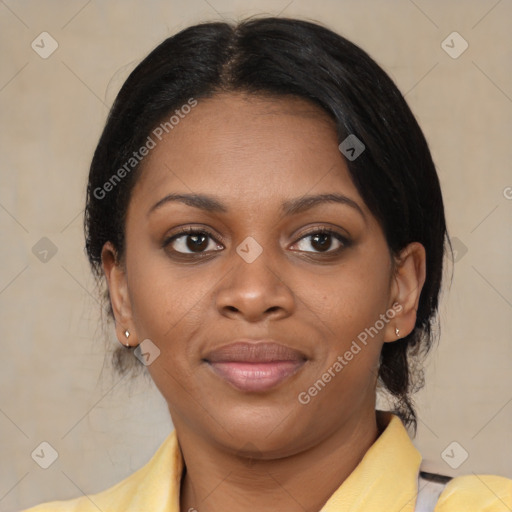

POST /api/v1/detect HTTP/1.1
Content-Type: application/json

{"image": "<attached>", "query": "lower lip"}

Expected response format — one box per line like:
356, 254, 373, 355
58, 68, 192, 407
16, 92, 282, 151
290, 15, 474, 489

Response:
207, 361, 305, 392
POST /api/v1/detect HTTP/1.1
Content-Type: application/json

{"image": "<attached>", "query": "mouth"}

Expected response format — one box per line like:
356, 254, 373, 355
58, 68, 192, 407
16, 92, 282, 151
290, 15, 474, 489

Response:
203, 340, 307, 393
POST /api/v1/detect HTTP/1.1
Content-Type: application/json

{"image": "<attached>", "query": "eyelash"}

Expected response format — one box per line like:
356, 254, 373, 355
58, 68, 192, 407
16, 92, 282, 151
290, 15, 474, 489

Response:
162, 226, 351, 258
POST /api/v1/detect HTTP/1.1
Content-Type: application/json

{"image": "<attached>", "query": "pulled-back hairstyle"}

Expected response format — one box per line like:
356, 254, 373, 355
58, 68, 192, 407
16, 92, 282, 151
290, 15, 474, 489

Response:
84, 17, 450, 431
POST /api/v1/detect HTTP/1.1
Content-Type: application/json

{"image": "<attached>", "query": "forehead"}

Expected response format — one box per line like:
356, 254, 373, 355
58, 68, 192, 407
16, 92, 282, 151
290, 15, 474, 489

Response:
131, 93, 364, 214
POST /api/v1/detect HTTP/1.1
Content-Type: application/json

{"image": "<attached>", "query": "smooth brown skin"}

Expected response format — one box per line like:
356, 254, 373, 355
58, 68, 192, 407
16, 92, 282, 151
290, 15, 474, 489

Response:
102, 93, 426, 512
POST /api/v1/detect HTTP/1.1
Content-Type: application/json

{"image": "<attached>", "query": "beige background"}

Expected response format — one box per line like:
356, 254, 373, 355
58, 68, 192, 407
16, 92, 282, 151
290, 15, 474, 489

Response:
1, 0, 511, 510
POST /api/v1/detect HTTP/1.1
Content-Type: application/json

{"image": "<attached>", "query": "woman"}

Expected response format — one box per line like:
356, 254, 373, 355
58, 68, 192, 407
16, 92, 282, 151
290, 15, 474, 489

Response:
24, 17, 511, 512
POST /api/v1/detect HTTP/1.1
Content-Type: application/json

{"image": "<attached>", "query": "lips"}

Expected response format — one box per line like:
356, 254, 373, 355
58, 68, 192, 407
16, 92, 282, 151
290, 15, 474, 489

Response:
204, 340, 307, 392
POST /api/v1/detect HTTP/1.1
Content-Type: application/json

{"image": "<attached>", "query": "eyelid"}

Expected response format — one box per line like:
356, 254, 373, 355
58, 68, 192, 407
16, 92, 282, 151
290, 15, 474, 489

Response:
162, 225, 225, 249
291, 225, 351, 244
165, 224, 221, 238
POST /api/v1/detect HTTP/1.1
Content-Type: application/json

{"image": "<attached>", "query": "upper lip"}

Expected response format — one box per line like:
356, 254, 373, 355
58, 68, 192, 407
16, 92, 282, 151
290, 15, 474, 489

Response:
204, 340, 307, 363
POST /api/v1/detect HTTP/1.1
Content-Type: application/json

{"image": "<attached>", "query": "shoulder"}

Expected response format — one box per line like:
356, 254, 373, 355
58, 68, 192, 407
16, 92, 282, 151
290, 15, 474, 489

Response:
21, 430, 181, 512
436, 474, 512, 511
19, 473, 146, 512
21, 498, 82, 512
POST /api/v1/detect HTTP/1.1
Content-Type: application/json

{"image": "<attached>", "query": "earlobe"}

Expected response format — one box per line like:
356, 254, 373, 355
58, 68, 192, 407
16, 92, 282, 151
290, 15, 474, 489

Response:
385, 242, 426, 343
101, 242, 136, 346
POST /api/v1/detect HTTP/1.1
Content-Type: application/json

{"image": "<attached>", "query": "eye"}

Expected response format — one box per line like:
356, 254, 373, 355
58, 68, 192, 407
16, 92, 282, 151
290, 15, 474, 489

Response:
291, 229, 349, 253
164, 228, 223, 254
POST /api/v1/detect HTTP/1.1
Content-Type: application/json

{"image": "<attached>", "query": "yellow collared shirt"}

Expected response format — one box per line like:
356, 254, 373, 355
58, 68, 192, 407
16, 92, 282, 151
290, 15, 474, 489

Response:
23, 414, 512, 511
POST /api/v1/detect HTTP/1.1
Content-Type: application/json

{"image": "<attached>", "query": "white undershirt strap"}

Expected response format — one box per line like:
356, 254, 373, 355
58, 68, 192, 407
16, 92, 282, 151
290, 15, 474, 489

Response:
414, 471, 452, 512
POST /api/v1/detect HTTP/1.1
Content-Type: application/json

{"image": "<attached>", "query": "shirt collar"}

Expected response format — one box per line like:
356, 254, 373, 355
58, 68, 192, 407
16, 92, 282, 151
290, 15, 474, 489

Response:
320, 412, 422, 511
146, 412, 421, 512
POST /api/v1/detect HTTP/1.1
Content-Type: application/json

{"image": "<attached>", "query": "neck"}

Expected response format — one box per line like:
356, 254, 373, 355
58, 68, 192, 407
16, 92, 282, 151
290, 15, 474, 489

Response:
177, 409, 384, 512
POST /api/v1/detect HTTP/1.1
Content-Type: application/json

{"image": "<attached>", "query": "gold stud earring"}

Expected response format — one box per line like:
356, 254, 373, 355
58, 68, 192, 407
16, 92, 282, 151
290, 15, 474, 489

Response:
124, 329, 131, 347
395, 327, 400, 338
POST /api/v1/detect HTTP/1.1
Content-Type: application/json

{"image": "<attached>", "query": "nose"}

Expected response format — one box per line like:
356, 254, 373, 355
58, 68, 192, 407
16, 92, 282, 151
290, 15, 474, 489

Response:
215, 249, 295, 323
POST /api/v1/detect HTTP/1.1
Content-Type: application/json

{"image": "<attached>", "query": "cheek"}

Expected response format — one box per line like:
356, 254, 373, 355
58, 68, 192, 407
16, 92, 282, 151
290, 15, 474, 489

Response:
126, 242, 206, 340
299, 265, 388, 404
300, 258, 391, 340
125, 252, 216, 383
129, 264, 207, 404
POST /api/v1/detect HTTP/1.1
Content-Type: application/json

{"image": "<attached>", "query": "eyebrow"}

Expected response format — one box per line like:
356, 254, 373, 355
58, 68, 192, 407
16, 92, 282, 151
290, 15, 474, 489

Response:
281, 193, 365, 220
148, 193, 228, 216
148, 192, 365, 220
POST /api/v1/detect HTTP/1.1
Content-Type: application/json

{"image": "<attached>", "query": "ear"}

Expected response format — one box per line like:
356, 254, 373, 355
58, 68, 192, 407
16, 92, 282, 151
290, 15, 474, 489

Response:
101, 241, 137, 347
384, 242, 426, 343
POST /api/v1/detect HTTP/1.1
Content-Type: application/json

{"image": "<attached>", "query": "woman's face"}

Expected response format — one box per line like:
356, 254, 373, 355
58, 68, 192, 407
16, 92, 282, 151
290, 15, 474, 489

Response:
103, 93, 424, 458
